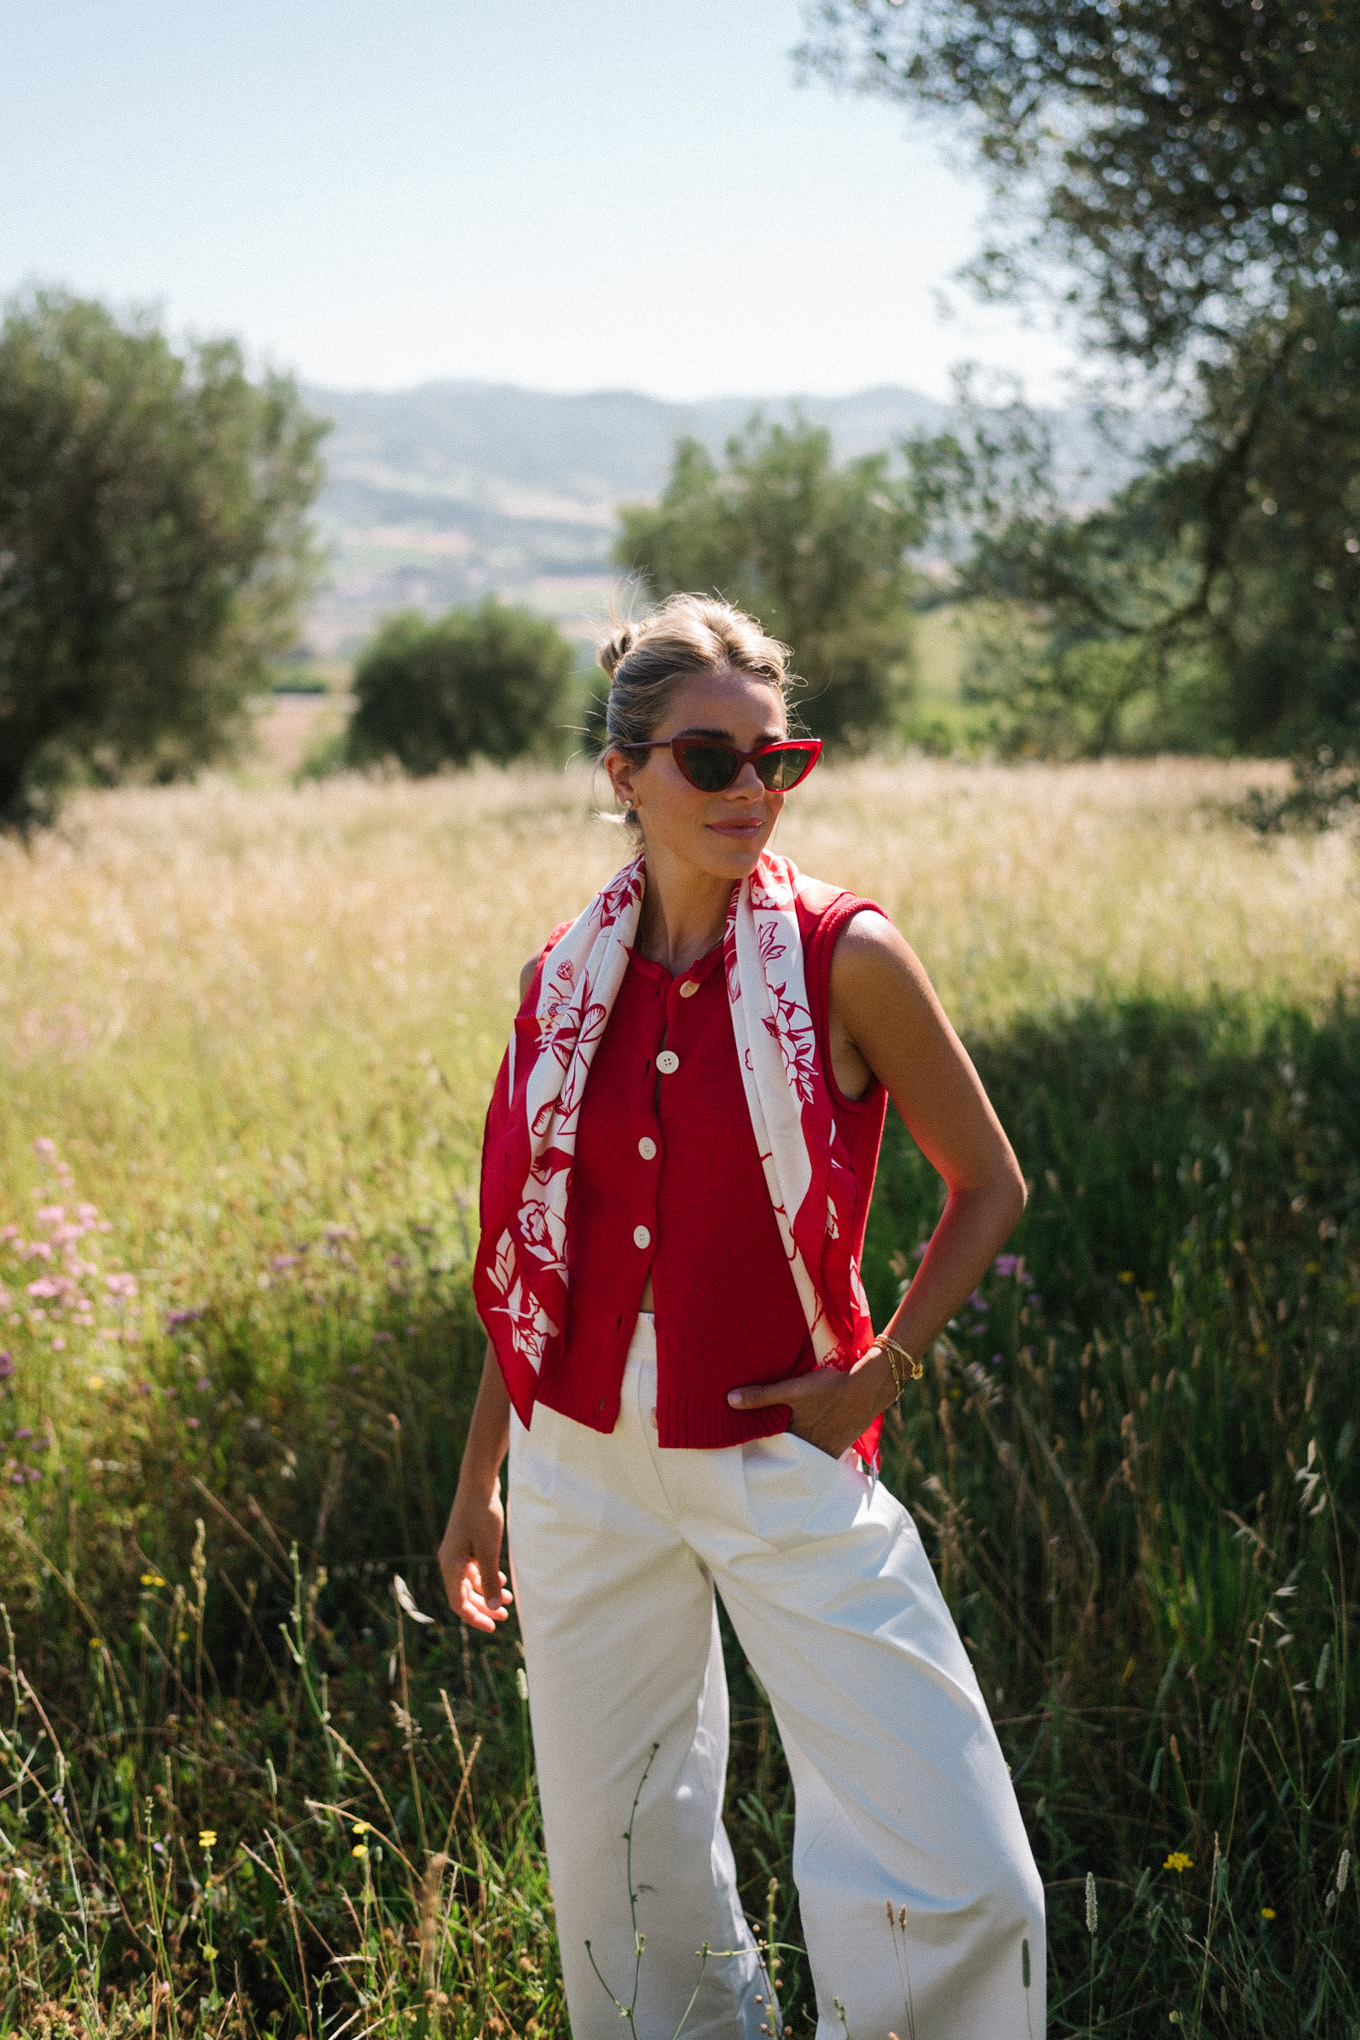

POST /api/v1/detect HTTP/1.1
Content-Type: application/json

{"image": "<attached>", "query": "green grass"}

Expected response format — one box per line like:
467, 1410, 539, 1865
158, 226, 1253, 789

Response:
0, 766, 1356, 2035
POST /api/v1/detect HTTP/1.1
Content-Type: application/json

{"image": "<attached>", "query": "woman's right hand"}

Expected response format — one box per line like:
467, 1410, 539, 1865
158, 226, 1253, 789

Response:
439, 1478, 512, 1632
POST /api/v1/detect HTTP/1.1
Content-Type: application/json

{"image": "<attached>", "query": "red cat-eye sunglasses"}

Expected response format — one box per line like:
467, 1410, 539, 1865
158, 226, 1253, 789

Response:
627, 734, 823, 793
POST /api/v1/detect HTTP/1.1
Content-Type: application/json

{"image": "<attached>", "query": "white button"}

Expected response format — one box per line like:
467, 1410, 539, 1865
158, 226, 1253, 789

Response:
637, 1136, 657, 1160
633, 1224, 652, 1250
679, 979, 699, 998
655, 1049, 680, 1074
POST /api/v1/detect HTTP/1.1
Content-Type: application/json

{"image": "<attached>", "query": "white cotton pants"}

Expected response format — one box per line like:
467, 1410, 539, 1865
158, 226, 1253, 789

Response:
507, 1315, 1046, 2040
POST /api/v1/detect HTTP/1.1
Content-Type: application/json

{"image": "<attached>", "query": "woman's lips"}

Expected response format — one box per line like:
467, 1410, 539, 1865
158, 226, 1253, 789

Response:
708, 819, 764, 838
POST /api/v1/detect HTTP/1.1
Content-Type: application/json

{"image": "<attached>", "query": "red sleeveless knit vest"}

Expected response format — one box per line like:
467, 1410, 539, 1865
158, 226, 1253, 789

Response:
526, 887, 889, 1447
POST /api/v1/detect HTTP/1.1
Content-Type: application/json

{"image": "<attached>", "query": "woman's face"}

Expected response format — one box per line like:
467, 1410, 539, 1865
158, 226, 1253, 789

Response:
606, 668, 790, 883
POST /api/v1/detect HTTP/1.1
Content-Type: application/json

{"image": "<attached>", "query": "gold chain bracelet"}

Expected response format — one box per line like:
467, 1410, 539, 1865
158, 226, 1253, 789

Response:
876, 1333, 924, 1398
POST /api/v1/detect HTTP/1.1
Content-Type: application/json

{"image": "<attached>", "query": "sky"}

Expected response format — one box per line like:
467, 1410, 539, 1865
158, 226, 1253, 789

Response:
0, 0, 1077, 403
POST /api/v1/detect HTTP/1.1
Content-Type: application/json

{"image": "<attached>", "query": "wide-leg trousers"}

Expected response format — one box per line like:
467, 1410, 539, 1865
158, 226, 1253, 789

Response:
507, 1315, 1046, 2040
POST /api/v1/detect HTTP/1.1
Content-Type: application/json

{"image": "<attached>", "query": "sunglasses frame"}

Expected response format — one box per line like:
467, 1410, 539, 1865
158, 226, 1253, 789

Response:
627, 734, 823, 794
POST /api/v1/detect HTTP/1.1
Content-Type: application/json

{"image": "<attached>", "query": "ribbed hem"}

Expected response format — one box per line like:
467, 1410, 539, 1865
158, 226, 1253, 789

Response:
654, 1389, 789, 1449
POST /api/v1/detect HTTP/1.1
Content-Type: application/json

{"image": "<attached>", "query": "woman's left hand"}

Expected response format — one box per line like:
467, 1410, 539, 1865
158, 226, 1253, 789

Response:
727, 1348, 892, 1460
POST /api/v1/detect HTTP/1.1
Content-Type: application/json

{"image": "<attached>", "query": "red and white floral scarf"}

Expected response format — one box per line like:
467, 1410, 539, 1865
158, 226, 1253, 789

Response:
474, 850, 876, 1432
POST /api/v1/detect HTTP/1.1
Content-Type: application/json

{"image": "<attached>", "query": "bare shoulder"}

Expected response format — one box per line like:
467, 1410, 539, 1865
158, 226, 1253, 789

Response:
830, 908, 934, 1002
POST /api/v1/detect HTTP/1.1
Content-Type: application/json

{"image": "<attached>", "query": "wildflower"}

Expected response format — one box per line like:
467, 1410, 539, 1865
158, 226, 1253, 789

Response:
1164, 1852, 1193, 1875
993, 1254, 1019, 1278
89, 1376, 103, 1390
0, 1353, 14, 1379
1118, 1271, 1135, 1284
89, 1638, 102, 1650
352, 1821, 371, 1836
1260, 1907, 1275, 1919
34, 1138, 57, 1158
140, 1572, 166, 1588
352, 1843, 369, 1860
199, 1829, 217, 1850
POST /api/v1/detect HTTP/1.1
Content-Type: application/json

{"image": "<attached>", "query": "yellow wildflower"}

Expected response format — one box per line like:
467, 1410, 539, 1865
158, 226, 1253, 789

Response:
140, 1573, 165, 1588
351, 1820, 371, 1836
199, 1829, 217, 1849
1164, 1851, 1193, 1875
1261, 1906, 1275, 1920
352, 1843, 369, 1860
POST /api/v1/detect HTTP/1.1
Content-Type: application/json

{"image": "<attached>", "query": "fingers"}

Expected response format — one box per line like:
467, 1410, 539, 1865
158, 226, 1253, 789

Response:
727, 1372, 825, 1411
439, 1534, 512, 1633
455, 1562, 513, 1633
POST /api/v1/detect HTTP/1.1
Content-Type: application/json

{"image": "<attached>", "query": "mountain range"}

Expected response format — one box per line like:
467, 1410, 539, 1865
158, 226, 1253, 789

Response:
300, 378, 1125, 656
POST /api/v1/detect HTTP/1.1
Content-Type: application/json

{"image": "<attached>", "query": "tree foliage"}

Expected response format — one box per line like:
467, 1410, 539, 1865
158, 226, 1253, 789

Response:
804, 2, 1360, 754
0, 291, 326, 829
346, 599, 574, 775
802, 0, 1359, 361
614, 415, 924, 749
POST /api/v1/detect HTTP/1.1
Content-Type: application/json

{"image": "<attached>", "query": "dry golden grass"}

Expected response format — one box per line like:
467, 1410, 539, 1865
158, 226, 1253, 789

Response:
1, 757, 1354, 1249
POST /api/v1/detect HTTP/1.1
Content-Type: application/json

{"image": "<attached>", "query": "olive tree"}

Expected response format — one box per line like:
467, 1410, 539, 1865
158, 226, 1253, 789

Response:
0, 291, 327, 829
615, 415, 925, 750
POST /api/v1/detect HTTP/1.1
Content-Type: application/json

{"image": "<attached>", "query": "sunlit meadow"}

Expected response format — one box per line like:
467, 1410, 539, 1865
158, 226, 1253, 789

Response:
0, 759, 1356, 2036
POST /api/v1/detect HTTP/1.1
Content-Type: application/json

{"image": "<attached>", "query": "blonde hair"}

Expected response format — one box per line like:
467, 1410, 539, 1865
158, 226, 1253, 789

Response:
598, 594, 794, 759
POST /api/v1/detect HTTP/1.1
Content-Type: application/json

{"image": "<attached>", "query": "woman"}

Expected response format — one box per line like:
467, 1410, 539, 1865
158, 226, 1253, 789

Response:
439, 596, 1045, 2040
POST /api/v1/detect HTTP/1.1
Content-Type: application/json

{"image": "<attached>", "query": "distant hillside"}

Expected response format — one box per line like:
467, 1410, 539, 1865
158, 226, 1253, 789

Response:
301, 381, 947, 655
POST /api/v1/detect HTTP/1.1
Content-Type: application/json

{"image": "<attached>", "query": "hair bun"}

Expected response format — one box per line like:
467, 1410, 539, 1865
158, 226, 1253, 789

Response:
598, 622, 635, 682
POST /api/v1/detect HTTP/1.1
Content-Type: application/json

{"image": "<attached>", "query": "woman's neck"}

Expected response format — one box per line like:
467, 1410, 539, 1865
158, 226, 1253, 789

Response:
634, 845, 737, 974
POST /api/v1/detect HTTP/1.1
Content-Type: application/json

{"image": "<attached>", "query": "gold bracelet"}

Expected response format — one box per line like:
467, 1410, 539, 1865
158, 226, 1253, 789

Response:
876, 1334, 923, 1398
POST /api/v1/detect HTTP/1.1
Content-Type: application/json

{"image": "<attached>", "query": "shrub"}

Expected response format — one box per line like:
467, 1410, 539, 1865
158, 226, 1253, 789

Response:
346, 600, 573, 775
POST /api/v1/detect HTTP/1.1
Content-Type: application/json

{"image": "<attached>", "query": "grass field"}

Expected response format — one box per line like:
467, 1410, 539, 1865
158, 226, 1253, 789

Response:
0, 759, 1357, 2037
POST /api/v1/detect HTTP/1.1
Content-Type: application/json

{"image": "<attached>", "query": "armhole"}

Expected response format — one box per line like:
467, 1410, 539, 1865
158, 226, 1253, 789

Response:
804, 893, 890, 1114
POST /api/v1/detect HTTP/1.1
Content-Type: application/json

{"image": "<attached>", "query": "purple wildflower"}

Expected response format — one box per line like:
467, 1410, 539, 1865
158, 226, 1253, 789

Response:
993, 1254, 1019, 1278
0, 1353, 14, 1380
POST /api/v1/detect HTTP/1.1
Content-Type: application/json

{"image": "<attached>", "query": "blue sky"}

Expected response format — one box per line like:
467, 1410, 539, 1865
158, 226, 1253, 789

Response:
0, 0, 1075, 400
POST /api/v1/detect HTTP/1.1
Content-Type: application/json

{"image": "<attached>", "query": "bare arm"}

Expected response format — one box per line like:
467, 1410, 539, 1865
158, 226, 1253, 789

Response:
729, 913, 1025, 1456
439, 1338, 514, 1631
439, 952, 540, 1630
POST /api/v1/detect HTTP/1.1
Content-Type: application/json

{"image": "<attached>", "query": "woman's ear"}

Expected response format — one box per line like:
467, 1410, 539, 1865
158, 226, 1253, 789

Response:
604, 747, 640, 815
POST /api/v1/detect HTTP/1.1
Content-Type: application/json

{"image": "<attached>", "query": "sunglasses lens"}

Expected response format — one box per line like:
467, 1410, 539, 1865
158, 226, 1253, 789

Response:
679, 744, 741, 791
757, 745, 817, 790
